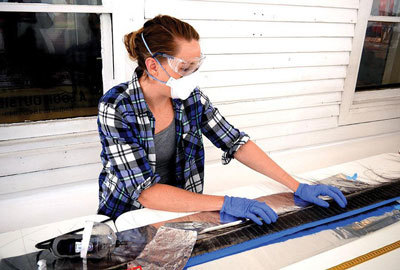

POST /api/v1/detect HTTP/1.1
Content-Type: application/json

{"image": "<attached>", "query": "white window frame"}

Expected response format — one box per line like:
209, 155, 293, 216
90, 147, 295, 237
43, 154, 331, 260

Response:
339, 0, 400, 125
0, 0, 144, 141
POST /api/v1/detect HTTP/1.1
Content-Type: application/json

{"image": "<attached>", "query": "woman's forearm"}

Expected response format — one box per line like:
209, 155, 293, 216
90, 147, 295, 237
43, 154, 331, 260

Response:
234, 140, 300, 192
138, 183, 225, 212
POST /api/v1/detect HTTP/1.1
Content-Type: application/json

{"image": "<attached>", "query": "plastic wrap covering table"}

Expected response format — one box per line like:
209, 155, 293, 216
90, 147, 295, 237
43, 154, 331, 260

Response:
186, 179, 400, 267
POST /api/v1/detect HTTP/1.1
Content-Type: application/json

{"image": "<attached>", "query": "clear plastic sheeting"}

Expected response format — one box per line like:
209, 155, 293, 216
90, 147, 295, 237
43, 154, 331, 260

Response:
261, 192, 310, 215
316, 173, 372, 194
334, 209, 400, 239
128, 226, 197, 270
155, 174, 380, 241
164, 221, 219, 233
112, 225, 157, 260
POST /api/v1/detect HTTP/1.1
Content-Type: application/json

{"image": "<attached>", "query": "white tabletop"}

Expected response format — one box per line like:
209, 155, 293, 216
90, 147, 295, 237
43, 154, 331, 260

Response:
1, 152, 399, 269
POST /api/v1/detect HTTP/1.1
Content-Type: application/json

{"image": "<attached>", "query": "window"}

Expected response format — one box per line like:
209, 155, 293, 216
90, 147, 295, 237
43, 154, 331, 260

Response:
0, 1, 141, 140
0, 1, 112, 124
339, 0, 400, 125
356, 0, 400, 91
0, 12, 103, 123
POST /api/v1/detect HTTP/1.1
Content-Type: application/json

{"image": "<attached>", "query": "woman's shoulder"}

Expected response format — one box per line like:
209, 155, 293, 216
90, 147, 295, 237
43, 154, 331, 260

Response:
99, 80, 146, 114
185, 87, 210, 106
99, 82, 131, 106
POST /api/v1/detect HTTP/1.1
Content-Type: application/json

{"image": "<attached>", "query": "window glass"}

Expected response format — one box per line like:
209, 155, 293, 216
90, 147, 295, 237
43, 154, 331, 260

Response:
356, 22, 400, 90
0, 12, 103, 123
371, 0, 400, 17
0, 0, 102, 5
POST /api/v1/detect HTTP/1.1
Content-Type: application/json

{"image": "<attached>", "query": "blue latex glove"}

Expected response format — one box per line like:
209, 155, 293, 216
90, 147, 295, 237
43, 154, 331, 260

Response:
220, 196, 278, 225
294, 183, 347, 208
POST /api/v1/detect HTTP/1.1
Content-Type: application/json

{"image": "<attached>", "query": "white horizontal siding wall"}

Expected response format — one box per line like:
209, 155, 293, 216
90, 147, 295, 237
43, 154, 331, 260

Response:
143, 0, 398, 165
1, 0, 400, 232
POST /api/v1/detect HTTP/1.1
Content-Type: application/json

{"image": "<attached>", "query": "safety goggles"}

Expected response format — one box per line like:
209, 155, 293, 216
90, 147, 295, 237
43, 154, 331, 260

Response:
154, 52, 205, 76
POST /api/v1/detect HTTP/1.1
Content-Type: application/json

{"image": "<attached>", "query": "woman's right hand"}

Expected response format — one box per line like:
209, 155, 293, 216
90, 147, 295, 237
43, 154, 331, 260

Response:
220, 196, 278, 225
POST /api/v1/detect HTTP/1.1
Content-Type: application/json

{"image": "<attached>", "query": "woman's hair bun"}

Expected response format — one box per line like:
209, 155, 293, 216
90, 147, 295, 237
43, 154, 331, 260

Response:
124, 30, 141, 60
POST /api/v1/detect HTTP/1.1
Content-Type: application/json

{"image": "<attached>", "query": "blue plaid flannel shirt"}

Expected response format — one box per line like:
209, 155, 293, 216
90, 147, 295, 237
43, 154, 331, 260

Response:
97, 70, 249, 219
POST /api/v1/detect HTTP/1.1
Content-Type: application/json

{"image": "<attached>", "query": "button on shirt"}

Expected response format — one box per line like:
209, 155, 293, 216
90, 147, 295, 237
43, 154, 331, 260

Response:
97, 70, 250, 219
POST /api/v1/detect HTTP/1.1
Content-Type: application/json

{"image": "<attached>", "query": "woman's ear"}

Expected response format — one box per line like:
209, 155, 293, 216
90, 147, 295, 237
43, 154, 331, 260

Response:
145, 57, 158, 76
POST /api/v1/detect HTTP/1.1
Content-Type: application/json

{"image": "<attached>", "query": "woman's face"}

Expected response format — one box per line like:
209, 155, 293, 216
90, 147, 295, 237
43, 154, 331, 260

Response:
149, 38, 202, 82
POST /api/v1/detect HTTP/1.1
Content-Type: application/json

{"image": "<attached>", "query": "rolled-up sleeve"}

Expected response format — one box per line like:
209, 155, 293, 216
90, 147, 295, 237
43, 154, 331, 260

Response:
98, 102, 160, 201
199, 91, 250, 165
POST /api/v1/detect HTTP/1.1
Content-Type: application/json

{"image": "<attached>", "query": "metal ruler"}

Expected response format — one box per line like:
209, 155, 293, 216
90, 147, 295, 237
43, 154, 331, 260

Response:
328, 240, 400, 270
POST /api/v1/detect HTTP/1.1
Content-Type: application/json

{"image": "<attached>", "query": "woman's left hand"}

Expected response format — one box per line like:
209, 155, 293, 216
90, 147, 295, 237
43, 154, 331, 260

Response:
294, 183, 347, 208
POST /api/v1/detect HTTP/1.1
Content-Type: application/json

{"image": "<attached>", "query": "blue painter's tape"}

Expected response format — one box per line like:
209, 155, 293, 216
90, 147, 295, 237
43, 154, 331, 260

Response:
346, 173, 358, 181
185, 196, 400, 268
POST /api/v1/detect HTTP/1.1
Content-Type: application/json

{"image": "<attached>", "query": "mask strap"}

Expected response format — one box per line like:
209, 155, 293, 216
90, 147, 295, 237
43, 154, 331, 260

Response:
141, 32, 154, 56
141, 32, 173, 80
145, 70, 169, 84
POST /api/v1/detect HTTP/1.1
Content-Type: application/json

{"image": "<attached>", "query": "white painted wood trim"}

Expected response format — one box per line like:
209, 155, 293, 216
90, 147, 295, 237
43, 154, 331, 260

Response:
369, 16, 400, 23
352, 99, 400, 109
353, 88, 400, 103
0, 117, 97, 141
342, 104, 400, 124
0, 2, 112, 13
190, 0, 359, 9
100, 13, 114, 92
111, 0, 145, 84
338, 0, 373, 125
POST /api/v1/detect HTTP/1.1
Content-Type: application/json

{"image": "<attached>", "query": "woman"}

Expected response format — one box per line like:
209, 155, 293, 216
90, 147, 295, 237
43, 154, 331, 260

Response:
97, 15, 347, 224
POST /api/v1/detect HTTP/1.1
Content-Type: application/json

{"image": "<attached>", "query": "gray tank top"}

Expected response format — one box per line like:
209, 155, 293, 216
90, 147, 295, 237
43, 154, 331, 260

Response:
154, 118, 176, 185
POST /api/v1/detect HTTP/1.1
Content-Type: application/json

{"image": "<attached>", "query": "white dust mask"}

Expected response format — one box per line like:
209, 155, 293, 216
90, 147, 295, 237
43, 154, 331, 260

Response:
166, 71, 200, 100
